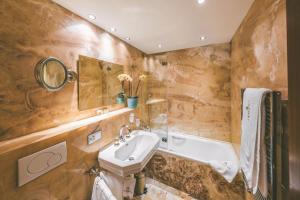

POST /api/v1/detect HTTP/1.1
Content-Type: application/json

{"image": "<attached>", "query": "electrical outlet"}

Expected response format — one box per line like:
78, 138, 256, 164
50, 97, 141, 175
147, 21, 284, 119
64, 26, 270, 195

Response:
87, 131, 102, 145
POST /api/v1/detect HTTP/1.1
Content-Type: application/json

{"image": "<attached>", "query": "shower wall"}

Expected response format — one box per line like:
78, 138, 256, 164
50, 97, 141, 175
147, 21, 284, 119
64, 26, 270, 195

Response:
144, 44, 231, 142
231, 0, 288, 153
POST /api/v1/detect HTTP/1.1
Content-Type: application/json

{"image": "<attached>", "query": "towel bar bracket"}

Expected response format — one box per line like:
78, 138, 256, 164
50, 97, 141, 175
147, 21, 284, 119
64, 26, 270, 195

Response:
86, 166, 101, 177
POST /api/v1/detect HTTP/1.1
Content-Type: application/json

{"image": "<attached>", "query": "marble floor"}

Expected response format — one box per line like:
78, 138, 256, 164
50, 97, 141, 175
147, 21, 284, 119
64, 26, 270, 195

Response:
133, 178, 196, 200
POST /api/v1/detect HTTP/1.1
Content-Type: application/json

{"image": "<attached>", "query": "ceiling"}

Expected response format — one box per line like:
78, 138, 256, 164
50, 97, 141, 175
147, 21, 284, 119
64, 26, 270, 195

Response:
53, 0, 254, 54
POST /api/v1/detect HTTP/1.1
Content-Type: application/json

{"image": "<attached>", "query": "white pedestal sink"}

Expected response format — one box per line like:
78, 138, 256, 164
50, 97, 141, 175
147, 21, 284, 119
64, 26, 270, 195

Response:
98, 130, 160, 177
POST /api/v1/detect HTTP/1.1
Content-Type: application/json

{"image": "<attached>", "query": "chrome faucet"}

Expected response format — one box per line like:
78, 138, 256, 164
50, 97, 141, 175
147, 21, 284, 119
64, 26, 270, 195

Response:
119, 125, 131, 142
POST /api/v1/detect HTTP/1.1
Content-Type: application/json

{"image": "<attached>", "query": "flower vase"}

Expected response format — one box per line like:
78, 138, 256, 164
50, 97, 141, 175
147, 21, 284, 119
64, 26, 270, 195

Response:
116, 92, 125, 104
127, 96, 138, 108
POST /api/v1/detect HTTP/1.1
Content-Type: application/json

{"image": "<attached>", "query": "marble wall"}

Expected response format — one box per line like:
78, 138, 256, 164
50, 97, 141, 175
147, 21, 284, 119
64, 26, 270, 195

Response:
230, 0, 288, 152
0, 0, 289, 199
144, 44, 231, 141
0, 0, 146, 199
0, 0, 146, 141
0, 112, 132, 200
145, 152, 245, 200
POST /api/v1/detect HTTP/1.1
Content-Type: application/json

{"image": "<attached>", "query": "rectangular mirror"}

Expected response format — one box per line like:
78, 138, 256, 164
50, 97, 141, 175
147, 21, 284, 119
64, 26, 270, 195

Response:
78, 55, 124, 110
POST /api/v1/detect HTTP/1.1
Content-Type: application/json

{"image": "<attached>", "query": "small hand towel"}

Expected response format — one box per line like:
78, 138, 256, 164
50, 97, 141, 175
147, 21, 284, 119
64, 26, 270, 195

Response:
208, 160, 239, 183
91, 176, 117, 200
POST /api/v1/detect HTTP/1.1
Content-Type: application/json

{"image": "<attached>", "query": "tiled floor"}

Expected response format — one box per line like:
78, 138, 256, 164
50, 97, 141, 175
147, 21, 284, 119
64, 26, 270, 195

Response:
133, 178, 196, 200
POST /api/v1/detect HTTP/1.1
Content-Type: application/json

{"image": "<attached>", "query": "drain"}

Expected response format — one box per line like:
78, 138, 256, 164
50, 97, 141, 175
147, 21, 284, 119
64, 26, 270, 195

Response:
128, 156, 135, 161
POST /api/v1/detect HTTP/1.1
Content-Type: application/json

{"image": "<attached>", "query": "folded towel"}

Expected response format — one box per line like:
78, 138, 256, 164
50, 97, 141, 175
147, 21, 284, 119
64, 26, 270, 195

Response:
208, 160, 239, 183
99, 172, 123, 200
240, 88, 270, 197
99, 171, 136, 200
91, 176, 117, 200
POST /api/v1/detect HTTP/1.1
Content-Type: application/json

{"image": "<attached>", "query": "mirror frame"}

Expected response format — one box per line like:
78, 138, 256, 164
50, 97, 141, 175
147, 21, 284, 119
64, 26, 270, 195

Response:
35, 57, 76, 91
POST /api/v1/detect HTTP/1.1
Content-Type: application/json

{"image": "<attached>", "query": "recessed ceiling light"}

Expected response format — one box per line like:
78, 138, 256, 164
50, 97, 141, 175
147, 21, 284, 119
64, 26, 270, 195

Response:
197, 0, 205, 4
200, 36, 206, 41
110, 27, 117, 32
125, 37, 131, 41
158, 44, 162, 49
88, 14, 96, 20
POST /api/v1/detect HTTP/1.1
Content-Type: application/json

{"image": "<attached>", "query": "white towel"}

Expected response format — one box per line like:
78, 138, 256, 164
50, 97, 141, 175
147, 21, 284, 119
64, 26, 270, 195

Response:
99, 172, 123, 200
240, 88, 270, 197
208, 160, 239, 183
91, 176, 117, 200
99, 171, 136, 200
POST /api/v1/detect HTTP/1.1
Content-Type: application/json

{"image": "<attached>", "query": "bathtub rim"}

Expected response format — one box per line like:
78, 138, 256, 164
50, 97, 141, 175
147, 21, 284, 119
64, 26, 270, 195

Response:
155, 131, 239, 166
167, 131, 234, 146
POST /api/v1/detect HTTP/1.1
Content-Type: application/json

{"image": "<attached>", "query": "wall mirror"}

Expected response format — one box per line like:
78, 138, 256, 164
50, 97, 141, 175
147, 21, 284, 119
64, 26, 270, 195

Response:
35, 57, 77, 91
78, 55, 124, 111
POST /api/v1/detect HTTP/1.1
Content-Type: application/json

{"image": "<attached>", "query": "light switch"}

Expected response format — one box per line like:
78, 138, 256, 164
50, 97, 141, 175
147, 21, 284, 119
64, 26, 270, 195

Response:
88, 131, 102, 145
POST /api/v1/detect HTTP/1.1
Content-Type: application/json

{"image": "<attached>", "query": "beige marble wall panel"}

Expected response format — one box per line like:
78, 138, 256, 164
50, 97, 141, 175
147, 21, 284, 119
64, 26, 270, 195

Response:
144, 44, 231, 141
0, 0, 145, 141
231, 0, 287, 152
0, 0, 147, 199
0, 112, 130, 200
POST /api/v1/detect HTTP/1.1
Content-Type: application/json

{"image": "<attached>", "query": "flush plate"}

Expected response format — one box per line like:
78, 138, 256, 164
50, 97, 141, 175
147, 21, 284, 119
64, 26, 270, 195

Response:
18, 141, 67, 186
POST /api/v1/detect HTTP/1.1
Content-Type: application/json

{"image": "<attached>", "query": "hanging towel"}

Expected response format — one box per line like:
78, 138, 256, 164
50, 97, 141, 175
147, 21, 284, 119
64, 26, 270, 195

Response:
208, 160, 239, 183
91, 176, 117, 200
240, 88, 270, 198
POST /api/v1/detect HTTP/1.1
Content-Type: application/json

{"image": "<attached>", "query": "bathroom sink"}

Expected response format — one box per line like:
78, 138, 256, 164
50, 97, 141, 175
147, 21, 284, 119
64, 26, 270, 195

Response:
98, 130, 160, 177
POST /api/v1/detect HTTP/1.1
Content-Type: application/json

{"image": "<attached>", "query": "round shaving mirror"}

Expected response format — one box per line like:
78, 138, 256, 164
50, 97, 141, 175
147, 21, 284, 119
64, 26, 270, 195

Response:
35, 57, 76, 91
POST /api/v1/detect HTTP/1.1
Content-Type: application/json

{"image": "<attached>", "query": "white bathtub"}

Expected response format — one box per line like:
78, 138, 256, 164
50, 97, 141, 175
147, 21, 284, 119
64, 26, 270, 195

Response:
154, 131, 240, 182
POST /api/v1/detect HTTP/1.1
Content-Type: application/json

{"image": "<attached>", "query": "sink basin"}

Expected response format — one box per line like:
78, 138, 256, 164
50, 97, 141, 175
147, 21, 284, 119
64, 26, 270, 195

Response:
98, 130, 160, 177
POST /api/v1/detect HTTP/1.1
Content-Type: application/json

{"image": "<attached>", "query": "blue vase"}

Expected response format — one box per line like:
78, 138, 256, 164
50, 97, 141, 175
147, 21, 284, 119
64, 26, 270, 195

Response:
127, 96, 138, 108
116, 96, 125, 104
116, 91, 125, 104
